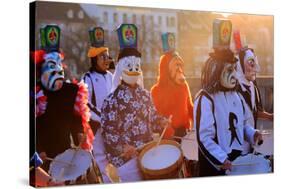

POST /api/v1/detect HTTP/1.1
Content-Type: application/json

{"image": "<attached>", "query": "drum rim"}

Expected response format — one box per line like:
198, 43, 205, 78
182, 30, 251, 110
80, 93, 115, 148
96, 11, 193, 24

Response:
138, 140, 183, 176
49, 148, 93, 182
226, 153, 272, 175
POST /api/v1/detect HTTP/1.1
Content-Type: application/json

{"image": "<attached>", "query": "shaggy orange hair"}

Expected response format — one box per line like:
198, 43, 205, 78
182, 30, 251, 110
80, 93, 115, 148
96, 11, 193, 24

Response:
151, 52, 193, 138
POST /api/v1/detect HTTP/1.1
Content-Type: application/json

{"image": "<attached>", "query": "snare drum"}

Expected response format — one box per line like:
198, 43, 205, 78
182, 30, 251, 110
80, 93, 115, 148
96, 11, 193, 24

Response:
49, 148, 103, 185
254, 130, 273, 156
138, 140, 184, 180
181, 130, 198, 161
226, 153, 272, 175
181, 131, 199, 177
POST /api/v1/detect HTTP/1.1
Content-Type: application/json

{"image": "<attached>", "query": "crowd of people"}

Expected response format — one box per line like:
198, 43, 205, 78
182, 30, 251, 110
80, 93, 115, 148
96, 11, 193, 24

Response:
30, 19, 273, 186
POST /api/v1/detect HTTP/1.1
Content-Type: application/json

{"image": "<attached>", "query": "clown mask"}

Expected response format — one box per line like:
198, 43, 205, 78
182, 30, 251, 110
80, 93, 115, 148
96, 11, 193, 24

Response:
169, 56, 186, 85
220, 62, 237, 89
41, 52, 64, 91
243, 49, 260, 81
120, 56, 142, 85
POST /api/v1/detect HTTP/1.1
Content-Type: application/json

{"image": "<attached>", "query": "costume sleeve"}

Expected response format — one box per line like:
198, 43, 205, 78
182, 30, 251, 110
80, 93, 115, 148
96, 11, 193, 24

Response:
195, 95, 228, 166
83, 74, 101, 122
101, 98, 123, 157
242, 98, 257, 145
73, 82, 94, 150
148, 94, 174, 138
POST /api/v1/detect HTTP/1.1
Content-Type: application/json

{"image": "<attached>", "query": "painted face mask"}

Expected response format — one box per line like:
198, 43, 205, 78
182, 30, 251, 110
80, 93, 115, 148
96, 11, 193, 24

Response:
243, 49, 260, 81
41, 52, 64, 91
220, 62, 237, 89
121, 56, 142, 85
169, 56, 186, 85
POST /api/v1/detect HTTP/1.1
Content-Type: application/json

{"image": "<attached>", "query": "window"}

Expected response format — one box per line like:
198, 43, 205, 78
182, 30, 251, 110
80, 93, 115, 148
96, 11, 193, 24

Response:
170, 17, 175, 27
78, 10, 84, 19
123, 13, 128, 23
113, 13, 118, 23
141, 15, 145, 26
158, 16, 162, 25
149, 15, 154, 26
67, 9, 73, 19
103, 12, 108, 24
166, 16, 169, 27
132, 14, 137, 24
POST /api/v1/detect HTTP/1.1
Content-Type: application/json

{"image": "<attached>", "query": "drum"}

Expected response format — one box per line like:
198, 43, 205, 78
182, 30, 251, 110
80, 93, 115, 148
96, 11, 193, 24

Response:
181, 130, 198, 161
181, 130, 199, 177
226, 154, 272, 175
138, 140, 184, 180
254, 129, 273, 156
49, 148, 103, 185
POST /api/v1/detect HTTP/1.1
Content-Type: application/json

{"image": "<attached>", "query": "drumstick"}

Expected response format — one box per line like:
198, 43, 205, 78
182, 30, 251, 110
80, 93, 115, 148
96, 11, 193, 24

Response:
232, 162, 259, 166
118, 142, 148, 158
45, 157, 74, 167
218, 162, 258, 169
155, 115, 173, 148
172, 136, 194, 141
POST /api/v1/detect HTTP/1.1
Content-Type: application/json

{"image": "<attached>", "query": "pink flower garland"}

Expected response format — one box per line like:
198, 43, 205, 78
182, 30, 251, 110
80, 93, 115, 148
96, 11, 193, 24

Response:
74, 82, 94, 150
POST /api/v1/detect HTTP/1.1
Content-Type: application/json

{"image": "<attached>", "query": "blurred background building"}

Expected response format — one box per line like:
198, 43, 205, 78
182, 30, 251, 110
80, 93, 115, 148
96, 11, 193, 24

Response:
33, 1, 273, 113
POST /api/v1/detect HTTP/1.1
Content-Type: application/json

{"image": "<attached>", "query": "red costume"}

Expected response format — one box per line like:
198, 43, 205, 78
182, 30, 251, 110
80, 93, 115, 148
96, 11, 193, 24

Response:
151, 51, 193, 138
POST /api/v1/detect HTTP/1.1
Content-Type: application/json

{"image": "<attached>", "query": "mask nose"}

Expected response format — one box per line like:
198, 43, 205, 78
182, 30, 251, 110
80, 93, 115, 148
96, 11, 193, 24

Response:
233, 69, 238, 80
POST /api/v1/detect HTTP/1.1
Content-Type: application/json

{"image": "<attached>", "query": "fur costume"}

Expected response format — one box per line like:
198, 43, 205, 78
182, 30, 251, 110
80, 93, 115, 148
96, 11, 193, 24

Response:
151, 38, 193, 138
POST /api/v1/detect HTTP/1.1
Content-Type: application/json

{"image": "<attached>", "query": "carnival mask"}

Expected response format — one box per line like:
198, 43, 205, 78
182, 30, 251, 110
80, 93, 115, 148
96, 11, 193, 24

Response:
41, 52, 64, 91
243, 49, 260, 81
121, 56, 142, 85
220, 63, 237, 89
169, 56, 186, 85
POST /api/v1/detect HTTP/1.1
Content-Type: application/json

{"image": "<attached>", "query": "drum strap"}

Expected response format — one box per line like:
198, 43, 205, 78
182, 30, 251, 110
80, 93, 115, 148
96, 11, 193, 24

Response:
83, 72, 101, 117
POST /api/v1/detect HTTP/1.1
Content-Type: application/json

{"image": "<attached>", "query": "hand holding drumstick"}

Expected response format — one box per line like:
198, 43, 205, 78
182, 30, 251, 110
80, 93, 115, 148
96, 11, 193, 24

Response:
122, 144, 138, 160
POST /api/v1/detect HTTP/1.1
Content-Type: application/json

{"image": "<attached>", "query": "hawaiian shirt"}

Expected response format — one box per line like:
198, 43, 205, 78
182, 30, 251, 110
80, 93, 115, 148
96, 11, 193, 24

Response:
101, 82, 166, 167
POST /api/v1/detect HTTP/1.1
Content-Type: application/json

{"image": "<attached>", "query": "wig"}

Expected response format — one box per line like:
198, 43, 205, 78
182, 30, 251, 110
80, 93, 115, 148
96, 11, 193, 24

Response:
201, 48, 238, 94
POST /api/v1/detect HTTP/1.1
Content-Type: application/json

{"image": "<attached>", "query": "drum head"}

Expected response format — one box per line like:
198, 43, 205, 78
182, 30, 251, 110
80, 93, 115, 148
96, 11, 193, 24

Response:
141, 144, 181, 170
49, 149, 92, 182
181, 131, 198, 161
226, 154, 271, 175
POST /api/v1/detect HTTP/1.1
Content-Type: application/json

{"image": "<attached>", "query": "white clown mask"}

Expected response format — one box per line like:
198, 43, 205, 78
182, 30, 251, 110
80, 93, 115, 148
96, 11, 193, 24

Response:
112, 56, 143, 92
220, 62, 237, 89
243, 49, 260, 81
41, 52, 64, 91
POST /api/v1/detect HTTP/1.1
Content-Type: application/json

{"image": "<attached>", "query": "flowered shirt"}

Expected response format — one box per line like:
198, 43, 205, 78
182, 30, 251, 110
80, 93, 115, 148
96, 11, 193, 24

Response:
101, 82, 166, 167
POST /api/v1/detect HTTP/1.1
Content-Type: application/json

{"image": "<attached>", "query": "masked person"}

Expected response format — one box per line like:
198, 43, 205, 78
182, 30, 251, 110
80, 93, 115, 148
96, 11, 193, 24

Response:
34, 25, 94, 171
83, 27, 113, 183
194, 19, 262, 176
233, 30, 273, 127
151, 32, 193, 141
101, 24, 173, 182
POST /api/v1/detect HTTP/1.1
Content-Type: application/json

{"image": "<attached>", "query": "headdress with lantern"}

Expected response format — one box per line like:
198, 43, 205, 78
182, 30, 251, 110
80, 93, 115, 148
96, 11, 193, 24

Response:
31, 25, 65, 91
162, 32, 176, 54
87, 27, 108, 58
112, 24, 143, 92
158, 32, 185, 86
201, 18, 238, 93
